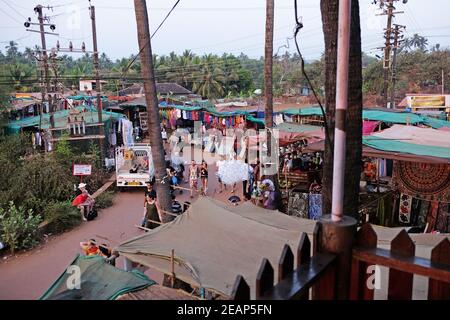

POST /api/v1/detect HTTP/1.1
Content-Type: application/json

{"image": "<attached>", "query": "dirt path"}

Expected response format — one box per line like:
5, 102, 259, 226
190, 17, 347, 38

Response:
0, 160, 245, 300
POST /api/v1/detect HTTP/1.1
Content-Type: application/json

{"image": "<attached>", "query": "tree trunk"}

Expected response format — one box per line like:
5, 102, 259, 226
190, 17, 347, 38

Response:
134, 0, 172, 219
321, 0, 362, 218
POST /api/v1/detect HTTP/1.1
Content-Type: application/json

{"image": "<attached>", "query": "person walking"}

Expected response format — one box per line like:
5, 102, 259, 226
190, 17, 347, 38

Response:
142, 194, 161, 230
188, 160, 199, 198
200, 160, 208, 196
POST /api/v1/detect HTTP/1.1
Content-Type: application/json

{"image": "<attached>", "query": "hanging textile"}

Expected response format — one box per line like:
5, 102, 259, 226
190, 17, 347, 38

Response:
378, 159, 387, 177
426, 201, 439, 232
392, 161, 450, 203
309, 193, 322, 220
399, 193, 412, 224
435, 203, 450, 233
287, 192, 309, 218
417, 200, 430, 229
410, 197, 421, 226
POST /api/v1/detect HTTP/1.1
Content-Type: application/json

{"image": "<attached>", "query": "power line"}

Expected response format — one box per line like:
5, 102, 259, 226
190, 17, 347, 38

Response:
0, 0, 27, 20
0, 6, 23, 24
120, 0, 182, 79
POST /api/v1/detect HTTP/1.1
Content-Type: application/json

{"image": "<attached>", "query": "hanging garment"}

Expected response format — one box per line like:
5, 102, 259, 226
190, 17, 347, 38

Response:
417, 200, 430, 229
176, 109, 182, 119
426, 201, 439, 232
399, 193, 412, 224
410, 197, 421, 226
109, 132, 117, 146
435, 203, 450, 233
378, 159, 387, 177
309, 193, 322, 220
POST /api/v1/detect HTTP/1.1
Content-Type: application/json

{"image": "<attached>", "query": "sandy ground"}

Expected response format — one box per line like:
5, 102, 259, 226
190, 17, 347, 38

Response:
0, 153, 245, 300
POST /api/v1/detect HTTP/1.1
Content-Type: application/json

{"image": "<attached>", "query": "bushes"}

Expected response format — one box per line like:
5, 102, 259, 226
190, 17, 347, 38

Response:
44, 202, 81, 234
95, 191, 115, 209
0, 202, 42, 254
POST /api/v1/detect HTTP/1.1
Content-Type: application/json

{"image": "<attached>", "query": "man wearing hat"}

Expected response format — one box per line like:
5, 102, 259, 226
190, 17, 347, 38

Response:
74, 183, 95, 221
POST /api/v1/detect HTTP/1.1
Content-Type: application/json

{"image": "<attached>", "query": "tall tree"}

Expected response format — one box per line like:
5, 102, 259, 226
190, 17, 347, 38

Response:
321, 0, 363, 218
134, 0, 172, 219
264, 0, 274, 132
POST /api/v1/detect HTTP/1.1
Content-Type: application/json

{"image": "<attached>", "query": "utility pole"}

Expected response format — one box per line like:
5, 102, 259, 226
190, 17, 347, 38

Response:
389, 24, 405, 109
134, 0, 172, 219
442, 69, 445, 94
37, 5, 53, 127
90, 4, 105, 158
25, 5, 58, 128
264, 0, 274, 137
375, 0, 404, 108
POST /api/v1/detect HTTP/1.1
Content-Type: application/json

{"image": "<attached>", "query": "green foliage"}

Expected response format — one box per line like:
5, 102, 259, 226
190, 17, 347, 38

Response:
54, 134, 73, 162
95, 191, 115, 209
43, 202, 81, 234
0, 202, 42, 254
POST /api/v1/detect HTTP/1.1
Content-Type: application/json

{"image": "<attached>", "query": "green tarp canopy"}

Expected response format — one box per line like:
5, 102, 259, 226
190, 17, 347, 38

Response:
362, 110, 424, 124
67, 95, 108, 101
423, 117, 450, 129
246, 114, 264, 125
275, 122, 322, 132
40, 254, 155, 300
7, 105, 125, 133
282, 106, 322, 116
363, 136, 450, 160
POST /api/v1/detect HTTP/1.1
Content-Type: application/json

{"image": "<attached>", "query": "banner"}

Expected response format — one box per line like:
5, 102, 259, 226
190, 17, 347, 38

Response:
411, 95, 445, 107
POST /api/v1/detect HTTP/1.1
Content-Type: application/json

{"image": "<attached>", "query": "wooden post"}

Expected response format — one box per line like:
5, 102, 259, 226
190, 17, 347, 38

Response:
388, 230, 415, 300
297, 232, 311, 268
278, 244, 294, 283
256, 258, 274, 298
349, 223, 377, 300
171, 249, 175, 288
428, 239, 450, 299
318, 214, 357, 300
230, 275, 250, 300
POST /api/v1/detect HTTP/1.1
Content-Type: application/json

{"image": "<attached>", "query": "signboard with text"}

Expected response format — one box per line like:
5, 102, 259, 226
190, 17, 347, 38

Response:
139, 112, 149, 132
73, 164, 92, 176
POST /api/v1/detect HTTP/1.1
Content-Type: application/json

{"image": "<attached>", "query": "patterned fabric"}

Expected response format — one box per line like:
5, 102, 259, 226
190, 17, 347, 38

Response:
287, 192, 309, 218
393, 161, 450, 202
399, 193, 412, 224
309, 193, 322, 220
417, 200, 430, 229
435, 203, 450, 233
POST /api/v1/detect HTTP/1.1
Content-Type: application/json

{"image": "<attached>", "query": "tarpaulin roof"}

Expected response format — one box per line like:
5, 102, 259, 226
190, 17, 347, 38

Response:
362, 125, 450, 159
423, 117, 450, 129
115, 197, 316, 298
67, 95, 108, 100
7, 105, 124, 133
362, 110, 424, 124
370, 124, 450, 148
40, 254, 154, 300
282, 106, 322, 116
363, 120, 380, 135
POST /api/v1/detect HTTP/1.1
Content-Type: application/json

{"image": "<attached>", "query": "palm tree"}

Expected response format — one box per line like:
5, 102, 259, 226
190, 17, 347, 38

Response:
402, 33, 429, 52
134, 0, 172, 217
8, 63, 33, 91
320, 0, 363, 220
192, 54, 225, 99
5, 41, 19, 60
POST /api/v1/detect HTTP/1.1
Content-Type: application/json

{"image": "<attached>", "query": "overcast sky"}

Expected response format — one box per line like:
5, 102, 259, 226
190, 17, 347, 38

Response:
1, 0, 449, 61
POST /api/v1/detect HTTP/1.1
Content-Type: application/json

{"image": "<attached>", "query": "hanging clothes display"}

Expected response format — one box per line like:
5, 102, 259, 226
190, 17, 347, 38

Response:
417, 200, 430, 229
287, 191, 309, 218
309, 193, 322, 220
435, 203, 450, 233
399, 193, 412, 224
426, 201, 439, 232
121, 118, 134, 147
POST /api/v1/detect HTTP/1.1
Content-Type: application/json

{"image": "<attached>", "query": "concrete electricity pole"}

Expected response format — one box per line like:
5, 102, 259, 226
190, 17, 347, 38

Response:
389, 24, 405, 109
90, 4, 105, 158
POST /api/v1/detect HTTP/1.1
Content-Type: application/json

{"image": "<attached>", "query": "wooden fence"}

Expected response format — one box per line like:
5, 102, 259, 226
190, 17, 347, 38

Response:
230, 222, 450, 300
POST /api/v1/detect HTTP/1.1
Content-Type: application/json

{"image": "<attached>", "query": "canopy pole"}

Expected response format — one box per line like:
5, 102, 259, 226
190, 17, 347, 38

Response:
170, 249, 175, 288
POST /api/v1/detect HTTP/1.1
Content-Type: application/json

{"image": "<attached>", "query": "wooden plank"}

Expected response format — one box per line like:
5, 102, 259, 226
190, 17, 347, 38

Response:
428, 239, 450, 300
91, 174, 116, 199
353, 248, 450, 283
388, 230, 415, 300
350, 223, 378, 300
255, 258, 274, 298
50, 135, 105, 142
278, 244, 294, 282
256, 253, 336, 300
230, 275, 250, 300
312, 261, 336, 300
